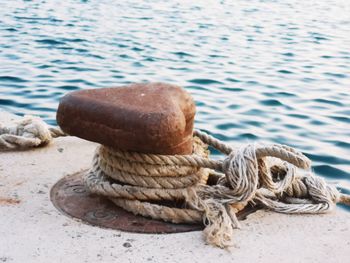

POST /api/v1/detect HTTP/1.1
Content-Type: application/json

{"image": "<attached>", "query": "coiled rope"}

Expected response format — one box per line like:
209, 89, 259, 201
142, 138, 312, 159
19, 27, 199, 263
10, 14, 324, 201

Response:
1, 115, 349, 248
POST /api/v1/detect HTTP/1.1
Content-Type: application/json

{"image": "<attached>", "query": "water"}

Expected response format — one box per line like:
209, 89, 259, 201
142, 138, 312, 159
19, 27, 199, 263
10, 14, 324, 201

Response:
0, 0, 349, 210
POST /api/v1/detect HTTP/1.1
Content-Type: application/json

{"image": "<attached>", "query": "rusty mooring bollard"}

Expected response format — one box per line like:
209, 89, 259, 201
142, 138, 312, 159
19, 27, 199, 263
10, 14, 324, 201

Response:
52, 83, 254, 235
56, 83, 196, 155
52, 83, 202, 233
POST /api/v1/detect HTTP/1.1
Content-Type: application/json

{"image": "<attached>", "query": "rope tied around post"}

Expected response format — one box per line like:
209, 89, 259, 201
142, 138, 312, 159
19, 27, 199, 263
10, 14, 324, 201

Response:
1, 116, 349, 248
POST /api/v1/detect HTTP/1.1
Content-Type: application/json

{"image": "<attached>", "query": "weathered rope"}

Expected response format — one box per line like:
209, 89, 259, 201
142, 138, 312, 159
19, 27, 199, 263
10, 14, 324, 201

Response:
0, 115, 66, 150
84, 129, 350, 248
1, 116, 349, 248
84, 137, 210, 224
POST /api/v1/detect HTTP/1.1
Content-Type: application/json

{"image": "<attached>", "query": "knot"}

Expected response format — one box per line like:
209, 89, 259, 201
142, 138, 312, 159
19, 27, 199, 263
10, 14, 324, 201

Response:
0, 115, 59, 150
304, 176, 340, 205
256, 170, 342, 214
17, 116, 52, 143
215, 142, 310, 205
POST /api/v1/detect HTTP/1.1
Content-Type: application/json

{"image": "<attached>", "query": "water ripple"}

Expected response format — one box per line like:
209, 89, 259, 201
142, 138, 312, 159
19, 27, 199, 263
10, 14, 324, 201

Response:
0, 76, 28, 82
188, 79, 223, 85
0, 0, 349, 211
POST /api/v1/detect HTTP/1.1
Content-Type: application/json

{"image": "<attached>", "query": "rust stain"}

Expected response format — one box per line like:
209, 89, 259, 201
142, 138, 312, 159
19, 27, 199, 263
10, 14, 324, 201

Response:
0, 197, 21, 205
13, 180, 26, 187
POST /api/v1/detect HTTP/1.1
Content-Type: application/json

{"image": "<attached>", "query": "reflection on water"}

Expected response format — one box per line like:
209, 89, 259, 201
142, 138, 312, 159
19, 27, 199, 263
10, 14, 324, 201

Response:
0, 0, 349, 211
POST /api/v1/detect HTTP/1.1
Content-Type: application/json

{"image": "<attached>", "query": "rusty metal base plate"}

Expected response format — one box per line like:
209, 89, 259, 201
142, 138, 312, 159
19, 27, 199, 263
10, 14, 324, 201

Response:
50, 171, 256, 234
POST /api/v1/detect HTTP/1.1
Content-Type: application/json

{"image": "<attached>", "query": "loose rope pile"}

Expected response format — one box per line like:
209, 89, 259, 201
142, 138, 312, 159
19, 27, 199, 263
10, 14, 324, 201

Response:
1, 116, 349, 248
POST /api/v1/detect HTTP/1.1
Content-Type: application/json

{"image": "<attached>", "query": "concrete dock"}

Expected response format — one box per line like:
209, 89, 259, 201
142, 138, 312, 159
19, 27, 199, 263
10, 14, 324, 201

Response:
0, 111, 349, 263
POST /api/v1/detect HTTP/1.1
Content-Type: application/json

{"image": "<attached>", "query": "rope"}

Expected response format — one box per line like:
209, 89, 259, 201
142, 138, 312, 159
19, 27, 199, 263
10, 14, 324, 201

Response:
84, 137, 210, 224
84, 129, 350, 248
0, 115, 66, 150
1, 115, 349, 248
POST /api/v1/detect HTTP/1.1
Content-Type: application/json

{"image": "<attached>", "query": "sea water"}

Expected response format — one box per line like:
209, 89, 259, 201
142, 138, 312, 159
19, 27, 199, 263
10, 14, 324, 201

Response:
0, 0, 349, 210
